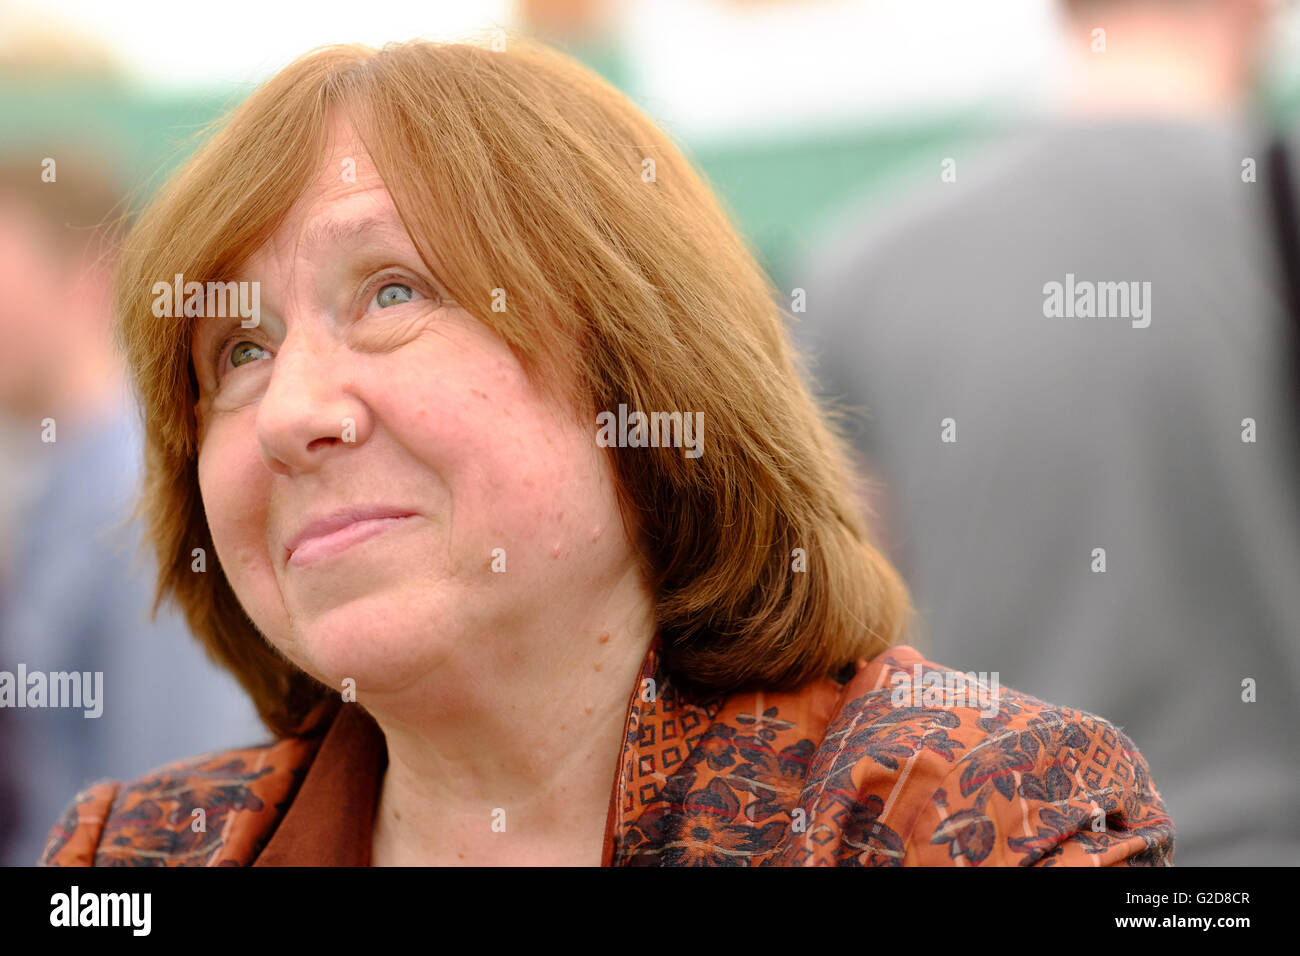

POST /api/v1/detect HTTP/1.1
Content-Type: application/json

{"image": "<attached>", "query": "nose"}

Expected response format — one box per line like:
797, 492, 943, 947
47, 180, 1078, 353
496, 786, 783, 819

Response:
255, 327, 373, 477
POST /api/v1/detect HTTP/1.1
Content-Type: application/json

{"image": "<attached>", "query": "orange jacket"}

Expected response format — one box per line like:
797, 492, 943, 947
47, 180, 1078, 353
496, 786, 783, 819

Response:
38, 639, 1173, 866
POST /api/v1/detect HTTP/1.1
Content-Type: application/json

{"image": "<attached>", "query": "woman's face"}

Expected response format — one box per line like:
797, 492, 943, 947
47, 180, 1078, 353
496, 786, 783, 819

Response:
191, 116, 634, 698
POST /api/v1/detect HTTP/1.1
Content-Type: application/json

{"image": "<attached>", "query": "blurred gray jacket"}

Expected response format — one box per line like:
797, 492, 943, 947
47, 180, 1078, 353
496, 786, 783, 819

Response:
796, 117, 1300, 866
0, 394, 267, 865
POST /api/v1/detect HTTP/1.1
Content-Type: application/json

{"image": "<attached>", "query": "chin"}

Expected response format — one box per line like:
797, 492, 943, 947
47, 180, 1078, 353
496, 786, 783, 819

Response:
280, 592, 448, 698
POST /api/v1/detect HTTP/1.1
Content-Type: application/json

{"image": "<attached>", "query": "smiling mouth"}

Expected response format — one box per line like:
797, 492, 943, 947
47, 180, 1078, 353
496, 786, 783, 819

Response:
286, 515, 414, 568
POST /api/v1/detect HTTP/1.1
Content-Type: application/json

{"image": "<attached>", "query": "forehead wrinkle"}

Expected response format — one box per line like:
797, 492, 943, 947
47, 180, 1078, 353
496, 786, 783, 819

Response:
296, 214, 407, 254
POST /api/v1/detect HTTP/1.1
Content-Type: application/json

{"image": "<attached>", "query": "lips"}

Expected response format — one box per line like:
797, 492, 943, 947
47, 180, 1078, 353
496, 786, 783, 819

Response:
285, 508, 416, 567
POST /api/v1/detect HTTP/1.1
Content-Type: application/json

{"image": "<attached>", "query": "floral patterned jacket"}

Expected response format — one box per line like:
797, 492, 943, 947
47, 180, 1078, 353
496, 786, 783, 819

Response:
38, 638, 1174, 866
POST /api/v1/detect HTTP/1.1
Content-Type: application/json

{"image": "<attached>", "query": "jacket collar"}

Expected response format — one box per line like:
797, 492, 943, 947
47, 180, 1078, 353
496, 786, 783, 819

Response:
249, 632, 847, 865
605, 634, 846, 865
253, 700, 385, 865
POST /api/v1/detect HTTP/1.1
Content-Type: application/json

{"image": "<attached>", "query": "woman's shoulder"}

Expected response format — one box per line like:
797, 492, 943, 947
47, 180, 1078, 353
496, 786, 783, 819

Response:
813, 644, 1175, 866
38, 728, 327, 867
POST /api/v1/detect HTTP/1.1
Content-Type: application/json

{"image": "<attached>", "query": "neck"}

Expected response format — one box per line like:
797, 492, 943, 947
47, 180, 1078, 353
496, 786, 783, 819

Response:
368, 561, 656, 866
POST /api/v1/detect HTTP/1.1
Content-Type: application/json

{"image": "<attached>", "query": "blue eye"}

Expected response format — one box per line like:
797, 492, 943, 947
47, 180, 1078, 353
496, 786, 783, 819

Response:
375, 283, 414, 308
229, 342, 269, 368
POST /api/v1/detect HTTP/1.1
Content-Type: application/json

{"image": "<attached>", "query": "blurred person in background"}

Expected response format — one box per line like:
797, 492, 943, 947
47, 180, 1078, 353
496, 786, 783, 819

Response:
0, 144, 266, 864
797, 0, 1300, 865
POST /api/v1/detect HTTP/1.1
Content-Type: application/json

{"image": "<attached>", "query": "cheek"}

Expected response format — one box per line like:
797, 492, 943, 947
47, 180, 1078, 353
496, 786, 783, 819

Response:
368, 332, 623, 571
410, 367, 610, 553
197, 420, 275, 612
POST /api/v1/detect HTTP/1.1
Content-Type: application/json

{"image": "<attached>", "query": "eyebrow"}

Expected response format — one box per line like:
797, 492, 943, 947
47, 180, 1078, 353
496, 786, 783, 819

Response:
190, 214, 427, 369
